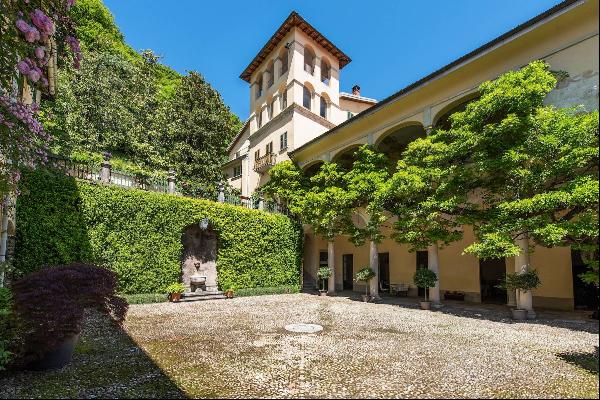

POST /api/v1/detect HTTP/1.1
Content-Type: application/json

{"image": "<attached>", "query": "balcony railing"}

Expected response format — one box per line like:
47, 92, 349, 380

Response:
253, 153, 276, 173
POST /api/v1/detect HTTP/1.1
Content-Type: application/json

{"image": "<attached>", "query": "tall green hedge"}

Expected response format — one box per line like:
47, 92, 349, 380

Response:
15, 170, 303, 293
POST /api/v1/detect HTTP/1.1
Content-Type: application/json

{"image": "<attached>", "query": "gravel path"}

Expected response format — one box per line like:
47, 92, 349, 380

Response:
2, 293, 598, 398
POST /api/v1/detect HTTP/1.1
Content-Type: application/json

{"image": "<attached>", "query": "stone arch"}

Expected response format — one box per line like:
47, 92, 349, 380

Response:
303, 81, 315, 110
331, 144, 363, 171
266, 60, 275, 88
303, 44, 316, 75
432, 92, 480, 130
181, 222, 219, 293
320, 57, 331, 85
302, 160, 325, 178
375, 123, 427, 168
319, 92, 331, 119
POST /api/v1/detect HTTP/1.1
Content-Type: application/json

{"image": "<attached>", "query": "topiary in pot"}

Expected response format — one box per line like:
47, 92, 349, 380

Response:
413, 268, 438, 310
166, 282, 186, 302
499, 268, 541, 320
355, 267, 376, 302
10, 263, 128, 370
317, 266, 332, 296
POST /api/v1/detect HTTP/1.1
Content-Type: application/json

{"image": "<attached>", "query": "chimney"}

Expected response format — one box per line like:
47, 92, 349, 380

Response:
352, 85, 361, 96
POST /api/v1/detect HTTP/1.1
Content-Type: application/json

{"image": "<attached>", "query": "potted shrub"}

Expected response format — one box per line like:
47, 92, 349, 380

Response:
166, 282, 185, 302
10, 263, 127, 371
317, 266, 332, 296
354, 267, 376, 302
500, 268, 541, 320
413, 268, 438, 310
224, 285, 235, 299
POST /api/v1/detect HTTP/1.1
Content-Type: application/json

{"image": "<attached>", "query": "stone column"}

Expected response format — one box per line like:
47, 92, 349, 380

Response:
272, 93, 281, 117
167, 169, 176, 194
327, 240, 335, 294
369, 240, 380, 300
515, 233, 535, 319
101, 152, 111, 184
428, 242, 441, 305
217, 182, 225, 203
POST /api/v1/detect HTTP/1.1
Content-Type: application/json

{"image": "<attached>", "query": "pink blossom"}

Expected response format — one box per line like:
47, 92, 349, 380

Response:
35, 46, 46, 59
17, 60, 31, 75
15, 19, 31, 33
28, 69, 41, 83
41, 77, 49, 87
24, 27, 40, 43
30, 9, 55, 36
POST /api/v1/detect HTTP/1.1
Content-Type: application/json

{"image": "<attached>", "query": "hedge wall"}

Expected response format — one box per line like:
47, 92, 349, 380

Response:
14, 169, 303, 293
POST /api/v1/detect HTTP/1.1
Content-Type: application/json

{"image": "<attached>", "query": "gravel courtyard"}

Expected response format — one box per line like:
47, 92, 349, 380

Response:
2, 293, 598, 398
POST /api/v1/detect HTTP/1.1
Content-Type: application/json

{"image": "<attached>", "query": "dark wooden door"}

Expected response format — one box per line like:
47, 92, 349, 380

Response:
343, 254, 353, 290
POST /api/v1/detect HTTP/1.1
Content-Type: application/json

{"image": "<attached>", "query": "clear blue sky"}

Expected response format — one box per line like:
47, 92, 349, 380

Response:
103, 0, 562, 119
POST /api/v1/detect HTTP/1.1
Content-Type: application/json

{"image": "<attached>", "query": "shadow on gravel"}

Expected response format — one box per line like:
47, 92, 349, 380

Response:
557, 347, 599, 375
0, 310, 188, 399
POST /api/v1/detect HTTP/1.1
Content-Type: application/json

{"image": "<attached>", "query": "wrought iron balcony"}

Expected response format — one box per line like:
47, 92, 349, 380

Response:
253, 153, 277, 173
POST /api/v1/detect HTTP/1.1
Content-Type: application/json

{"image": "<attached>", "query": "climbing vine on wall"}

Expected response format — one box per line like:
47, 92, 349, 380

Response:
14, 169, 303, 293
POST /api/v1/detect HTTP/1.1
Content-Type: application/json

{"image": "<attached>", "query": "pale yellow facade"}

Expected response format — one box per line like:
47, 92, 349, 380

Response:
226, 1, 599, 310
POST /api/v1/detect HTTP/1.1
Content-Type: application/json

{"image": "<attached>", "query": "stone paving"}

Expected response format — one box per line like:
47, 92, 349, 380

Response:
2, 293, 598, 398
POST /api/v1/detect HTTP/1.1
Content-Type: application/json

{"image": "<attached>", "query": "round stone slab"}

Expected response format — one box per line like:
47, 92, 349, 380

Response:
284, 323, 323, 334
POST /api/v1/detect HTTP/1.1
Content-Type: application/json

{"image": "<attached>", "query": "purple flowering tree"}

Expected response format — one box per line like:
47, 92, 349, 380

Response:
0, 0, 80, 196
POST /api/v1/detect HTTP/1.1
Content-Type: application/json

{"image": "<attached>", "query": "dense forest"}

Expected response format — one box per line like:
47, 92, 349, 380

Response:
41, 0, 242, 196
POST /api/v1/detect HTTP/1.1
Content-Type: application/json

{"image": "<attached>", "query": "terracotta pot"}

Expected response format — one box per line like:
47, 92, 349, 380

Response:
27, 334, 80, 371
169, 292, 181, 302
511, 308, 527, 321
361, 294, 371, 302
225, 290, 234, 299
319, 290, 328, 297
420, 301, 432, 310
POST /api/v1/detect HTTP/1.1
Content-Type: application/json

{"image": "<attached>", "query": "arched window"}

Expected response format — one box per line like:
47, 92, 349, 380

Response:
255, 77, 263, 99
279, 49, 289, 75
256, 108, 263, 128
303, 86, 312, 110
321, 59, 330, 85
304, 47, 315, 75
267, 61, 274, 88
320, 96, 328, 118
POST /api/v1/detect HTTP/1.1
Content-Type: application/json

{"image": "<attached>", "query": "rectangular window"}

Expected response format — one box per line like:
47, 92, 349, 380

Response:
255, 150, 260, 160
257, 111, 262, 128
347, 111, 354, 120
280, 132, 288, 151
320, 97, 327, 119
233, 165, 242, 178
266, 141, 273, 155
319, 251, 328, 267
303, 87, 311, 109
281, 90, 288, 110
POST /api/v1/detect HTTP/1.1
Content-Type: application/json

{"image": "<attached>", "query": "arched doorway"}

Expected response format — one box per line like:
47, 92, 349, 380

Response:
181, 222, 218, 292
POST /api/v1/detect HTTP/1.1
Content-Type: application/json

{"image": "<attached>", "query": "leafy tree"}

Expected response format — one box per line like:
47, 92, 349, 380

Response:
155, 71, 240, 197
397, 60, 599, 285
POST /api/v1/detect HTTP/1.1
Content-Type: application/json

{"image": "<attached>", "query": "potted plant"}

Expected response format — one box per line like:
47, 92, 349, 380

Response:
500, 268, 541, 320
355, 267, 376, 302
224, 285, 235, 299
317, 266, 332, 296
10, 263, 127, 371
413, 268, 438, 310
166, 283, 185, 302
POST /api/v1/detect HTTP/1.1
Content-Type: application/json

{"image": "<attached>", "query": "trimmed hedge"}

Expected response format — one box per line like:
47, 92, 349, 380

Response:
15, 169, 303, 293
235, 285, 300, 297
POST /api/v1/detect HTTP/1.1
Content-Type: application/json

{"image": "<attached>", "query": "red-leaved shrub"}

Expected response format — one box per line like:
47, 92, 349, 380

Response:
10, 263, 128, 364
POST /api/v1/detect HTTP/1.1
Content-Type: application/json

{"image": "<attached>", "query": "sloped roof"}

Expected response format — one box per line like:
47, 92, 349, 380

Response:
239, 11, 351, 83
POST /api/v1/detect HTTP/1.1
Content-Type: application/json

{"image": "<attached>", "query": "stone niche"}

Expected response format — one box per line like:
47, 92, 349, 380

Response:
181, 224, 218, 292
